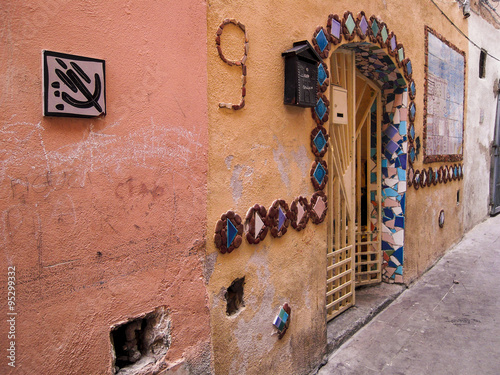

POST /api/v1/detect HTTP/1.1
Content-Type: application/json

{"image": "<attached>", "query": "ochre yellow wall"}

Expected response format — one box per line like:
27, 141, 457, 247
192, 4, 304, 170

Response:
207, 1, 468, 374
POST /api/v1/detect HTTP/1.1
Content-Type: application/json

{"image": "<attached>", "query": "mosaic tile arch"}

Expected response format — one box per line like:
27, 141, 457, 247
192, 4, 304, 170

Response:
216, 18, 248, 110
308, 11, 419, 283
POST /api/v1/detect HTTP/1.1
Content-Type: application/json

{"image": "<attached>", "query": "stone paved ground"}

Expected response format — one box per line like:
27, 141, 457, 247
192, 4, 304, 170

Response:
318, 214, 500, 375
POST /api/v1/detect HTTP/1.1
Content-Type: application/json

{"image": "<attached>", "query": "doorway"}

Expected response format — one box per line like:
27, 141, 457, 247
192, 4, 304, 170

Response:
326, 49, 383, 321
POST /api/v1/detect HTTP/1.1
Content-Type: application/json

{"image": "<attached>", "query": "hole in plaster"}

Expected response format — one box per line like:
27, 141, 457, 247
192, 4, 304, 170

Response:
110, 306, 171, 374
225, 277, 245, 316
457, 189, 460, 205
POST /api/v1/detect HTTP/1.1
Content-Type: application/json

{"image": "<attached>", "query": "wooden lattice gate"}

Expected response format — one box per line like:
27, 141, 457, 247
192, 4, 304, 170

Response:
326, 50, 382, 321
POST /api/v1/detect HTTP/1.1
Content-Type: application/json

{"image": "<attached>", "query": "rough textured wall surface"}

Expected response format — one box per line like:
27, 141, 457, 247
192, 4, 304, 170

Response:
207, 1, 468, 373
402, 1, 468, 283
463, 12, 500, 231
0, 1, 211, 374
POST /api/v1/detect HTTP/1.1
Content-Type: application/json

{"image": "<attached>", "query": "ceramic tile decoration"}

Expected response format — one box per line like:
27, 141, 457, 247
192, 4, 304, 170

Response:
370, 17, 379, 38
290, 196, 310, 231
327, 14, 343, 45
244, 204, 269, 245
313, 95, 330, 125
345, 13, 356, 35
312, 26, 331, 58
342, 11, 357, 41
216, 18, 248, 110
310, 191, 328, 224
439, 210, 445, 228
318, 61, 330, 92
359, 14, 369, 37
43, 51, 106, 117
214, 211, 243, 254
311, 160, 328, 190
268, 199, 291, 238
273, 303, 291, 339
381, 25, 388, 43
423, 26, 465, 163
311, 126, 329, 157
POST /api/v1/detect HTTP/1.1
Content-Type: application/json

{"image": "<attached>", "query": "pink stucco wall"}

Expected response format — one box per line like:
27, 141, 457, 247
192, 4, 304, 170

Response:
0, 1, 210, 373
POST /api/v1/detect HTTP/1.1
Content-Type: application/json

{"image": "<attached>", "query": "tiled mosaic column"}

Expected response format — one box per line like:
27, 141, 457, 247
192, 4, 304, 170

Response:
380, 87, 408, 283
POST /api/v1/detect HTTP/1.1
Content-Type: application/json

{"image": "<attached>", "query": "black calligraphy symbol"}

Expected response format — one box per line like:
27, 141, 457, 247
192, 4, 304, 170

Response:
52, 58, 103, 113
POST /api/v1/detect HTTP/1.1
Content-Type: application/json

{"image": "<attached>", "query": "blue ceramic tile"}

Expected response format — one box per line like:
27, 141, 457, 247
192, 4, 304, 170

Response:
371, 19, 379, 36
410, 81, 416, 96
388, 260, 398, 268
399, 122, 407, 136
409, 125, 415, 139
315, 98, 327, 120
382, 241, 393, 251
410, 103, 416, 118
395, 265, 403, 275
382, 159, 388, 168
393, 247, 404, 263
383, 187, 399, 197
385, 125, 399, 139
318, 64, 327, 86
381, 26, 388, 43
371, 191, 376, 201
314, 163, 326, 185
371, 172, 377, 183
395, 216, 405, 228
316, 29, 328, 52
397, 167, 406, 181
384, 208, 395, 219
227, 219, 238, 247
409, 148, 416, 163
279, 308, 289, 323
278, 207, 286, 231
386, 140, 400, 155
401, 195, 406, 214
406, 60, 412, 75
314, 130, 327, 152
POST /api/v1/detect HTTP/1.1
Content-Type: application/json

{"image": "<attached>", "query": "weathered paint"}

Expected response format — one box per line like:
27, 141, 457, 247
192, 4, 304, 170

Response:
207, 1, 468, 373
0, 1, 211, 374
463, 12, 500, 230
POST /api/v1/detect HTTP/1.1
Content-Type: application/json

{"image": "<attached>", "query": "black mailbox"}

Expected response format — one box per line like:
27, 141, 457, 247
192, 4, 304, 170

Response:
282, 40, 322, 107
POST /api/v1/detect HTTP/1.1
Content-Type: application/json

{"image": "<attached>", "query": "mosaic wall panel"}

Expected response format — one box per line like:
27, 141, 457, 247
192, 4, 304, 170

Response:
423, 26, 465, 163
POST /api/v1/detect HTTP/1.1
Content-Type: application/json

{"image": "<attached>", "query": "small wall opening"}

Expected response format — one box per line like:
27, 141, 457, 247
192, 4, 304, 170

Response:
225, 277, 245, 315
110, 306, 171, 375
457, 189, 460, 205
479, 49, 487, 79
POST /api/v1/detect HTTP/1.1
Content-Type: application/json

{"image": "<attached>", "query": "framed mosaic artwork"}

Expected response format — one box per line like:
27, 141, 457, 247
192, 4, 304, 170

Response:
423, 27, 465, 163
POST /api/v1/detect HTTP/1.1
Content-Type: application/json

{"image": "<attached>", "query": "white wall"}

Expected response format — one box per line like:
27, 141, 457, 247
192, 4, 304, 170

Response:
463, 12, 500, 230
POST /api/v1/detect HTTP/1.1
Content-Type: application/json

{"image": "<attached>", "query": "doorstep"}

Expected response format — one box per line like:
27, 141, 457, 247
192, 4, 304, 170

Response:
325, 282, 406, 356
